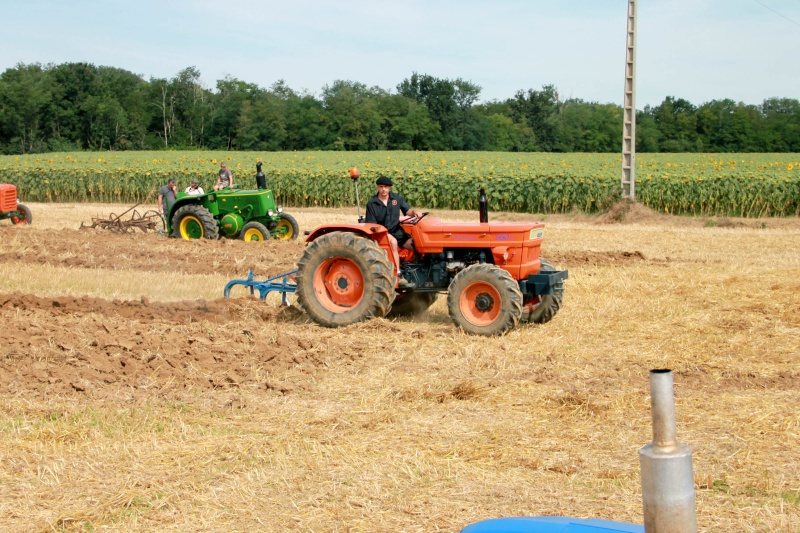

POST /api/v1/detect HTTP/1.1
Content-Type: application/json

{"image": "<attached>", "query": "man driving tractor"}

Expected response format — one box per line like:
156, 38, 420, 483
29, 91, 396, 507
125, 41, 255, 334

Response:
364, 175, 422, 289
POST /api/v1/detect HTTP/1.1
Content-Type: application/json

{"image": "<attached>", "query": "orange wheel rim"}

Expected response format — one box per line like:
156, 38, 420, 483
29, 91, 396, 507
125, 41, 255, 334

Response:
313, 257, 364, 312
459, 281, 501, 326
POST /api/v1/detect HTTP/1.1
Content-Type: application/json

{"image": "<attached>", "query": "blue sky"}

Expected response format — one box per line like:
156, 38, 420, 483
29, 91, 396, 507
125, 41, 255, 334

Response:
2, 0, 799, 108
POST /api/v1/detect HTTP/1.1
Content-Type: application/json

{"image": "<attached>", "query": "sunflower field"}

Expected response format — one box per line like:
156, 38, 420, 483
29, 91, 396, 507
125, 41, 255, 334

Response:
1, 151, 798, 216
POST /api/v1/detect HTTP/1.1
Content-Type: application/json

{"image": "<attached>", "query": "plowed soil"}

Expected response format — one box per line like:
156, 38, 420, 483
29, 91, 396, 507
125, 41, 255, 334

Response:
0, 214, 663, 398
0, 227, 304, 277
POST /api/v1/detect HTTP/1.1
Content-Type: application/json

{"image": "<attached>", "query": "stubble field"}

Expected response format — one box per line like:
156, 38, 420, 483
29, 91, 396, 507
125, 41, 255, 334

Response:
0, 203, 799, 532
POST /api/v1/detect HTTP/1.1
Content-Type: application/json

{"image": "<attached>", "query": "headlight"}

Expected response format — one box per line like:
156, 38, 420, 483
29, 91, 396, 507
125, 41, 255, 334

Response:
278, 205, 283, 213
267, 209, 274, 217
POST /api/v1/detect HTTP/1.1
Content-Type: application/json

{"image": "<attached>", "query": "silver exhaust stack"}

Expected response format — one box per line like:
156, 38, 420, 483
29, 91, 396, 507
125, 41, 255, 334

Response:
639, 369, 698, 532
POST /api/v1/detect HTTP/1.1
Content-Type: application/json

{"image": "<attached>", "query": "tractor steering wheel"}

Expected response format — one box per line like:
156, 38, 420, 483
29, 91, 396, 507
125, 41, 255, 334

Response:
408, 211, 429, 225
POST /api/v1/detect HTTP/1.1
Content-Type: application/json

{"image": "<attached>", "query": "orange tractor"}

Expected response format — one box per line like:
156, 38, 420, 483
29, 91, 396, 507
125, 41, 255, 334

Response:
0, 184, 32, 225
292, 169, 567, 336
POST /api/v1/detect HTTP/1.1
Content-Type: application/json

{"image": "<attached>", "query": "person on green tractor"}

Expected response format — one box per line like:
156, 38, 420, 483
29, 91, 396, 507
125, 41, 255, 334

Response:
184, 180, 204, 195
364, 175, 422, 289
214, 161, 233, 191
158, 179, 177, 216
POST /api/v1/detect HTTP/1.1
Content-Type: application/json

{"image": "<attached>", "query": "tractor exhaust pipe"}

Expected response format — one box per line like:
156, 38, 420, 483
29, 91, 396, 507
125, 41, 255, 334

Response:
479, 187, 488, 223
255, 161, 267, 190
639, 369, 697, 532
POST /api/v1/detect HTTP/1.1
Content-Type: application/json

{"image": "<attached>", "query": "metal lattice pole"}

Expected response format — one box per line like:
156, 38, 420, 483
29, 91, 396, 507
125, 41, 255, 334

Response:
621, 0, 637, 200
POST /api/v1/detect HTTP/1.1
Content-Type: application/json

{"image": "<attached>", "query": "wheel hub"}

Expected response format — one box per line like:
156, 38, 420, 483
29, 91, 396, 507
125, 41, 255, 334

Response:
180, 216, 203, 239
313, 257, 365, 311
459, 279, 504, 328
474, 292, 495, 312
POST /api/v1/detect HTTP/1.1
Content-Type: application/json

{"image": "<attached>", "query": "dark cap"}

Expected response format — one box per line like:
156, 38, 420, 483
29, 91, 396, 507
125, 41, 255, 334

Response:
376, 176, 393, 186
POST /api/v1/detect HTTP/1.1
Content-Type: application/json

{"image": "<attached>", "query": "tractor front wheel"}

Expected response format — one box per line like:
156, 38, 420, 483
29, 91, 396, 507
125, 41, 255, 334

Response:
240, 221, 271, 242
521, 258, 565, 324
172, 204, 219, 240
447, 263, 523, 336
12, 203, 32, 225
272, 213, 300, 240
296, 232, 395, 328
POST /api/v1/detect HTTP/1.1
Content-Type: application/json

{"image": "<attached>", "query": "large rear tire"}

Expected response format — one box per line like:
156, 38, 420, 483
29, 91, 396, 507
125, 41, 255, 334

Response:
272, 213, 300, 240
521, 258, 565, 324
388, 292, 438, 317
12, 203, 32, 225
172, 204, 219, 240
296, 232, 395, 328
447, 263, 523, 336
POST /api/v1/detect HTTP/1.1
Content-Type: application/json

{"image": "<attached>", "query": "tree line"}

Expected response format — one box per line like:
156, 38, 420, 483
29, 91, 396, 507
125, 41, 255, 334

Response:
1, 62, 798, 154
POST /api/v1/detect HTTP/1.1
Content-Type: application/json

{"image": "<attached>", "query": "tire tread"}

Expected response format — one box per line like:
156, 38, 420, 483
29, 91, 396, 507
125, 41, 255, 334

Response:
296, 232, 395, 327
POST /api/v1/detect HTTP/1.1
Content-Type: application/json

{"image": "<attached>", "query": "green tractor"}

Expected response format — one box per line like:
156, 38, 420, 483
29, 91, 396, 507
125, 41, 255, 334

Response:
167, 163, 299, 241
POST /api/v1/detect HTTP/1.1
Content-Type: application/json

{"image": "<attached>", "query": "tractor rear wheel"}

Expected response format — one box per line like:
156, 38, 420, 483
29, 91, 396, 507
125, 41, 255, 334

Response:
240, 221, 271, 242
447, 263, 522, 336
388, 292, 438, 317
521, 258, 565, 324
12, 203, 32, 225
296, 232, 395, 328
172, 204, 219, 240
273, 213, 300, 240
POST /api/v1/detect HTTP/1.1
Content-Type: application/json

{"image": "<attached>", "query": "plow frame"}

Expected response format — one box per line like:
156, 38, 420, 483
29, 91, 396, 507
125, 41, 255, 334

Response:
80, 203, 165, 234
224, 270, 298, 305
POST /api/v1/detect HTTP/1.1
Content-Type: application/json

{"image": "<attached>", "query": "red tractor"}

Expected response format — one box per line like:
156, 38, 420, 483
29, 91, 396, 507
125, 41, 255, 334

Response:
0, 184, 32, 225
293, 170, 567, 336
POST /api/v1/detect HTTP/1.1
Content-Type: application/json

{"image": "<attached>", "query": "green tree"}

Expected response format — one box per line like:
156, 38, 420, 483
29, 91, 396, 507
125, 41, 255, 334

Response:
509, 85, 561, 151
284, 91, 332, 150
168, 67, 212, 148
372, 93, 439, 150
321, 80, 382, 150
0, 63, 51, 153
235, 90, 287, 151
651, 96, 699, 152
398, 73, 453, 149
207, 76, 254, 150
635, 109, 660, 152
761, 98, 800, 152
97, 66, 151, 149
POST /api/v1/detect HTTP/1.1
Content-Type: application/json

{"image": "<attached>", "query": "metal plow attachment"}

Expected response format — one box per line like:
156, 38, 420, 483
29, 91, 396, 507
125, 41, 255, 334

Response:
80, 203, 165, 234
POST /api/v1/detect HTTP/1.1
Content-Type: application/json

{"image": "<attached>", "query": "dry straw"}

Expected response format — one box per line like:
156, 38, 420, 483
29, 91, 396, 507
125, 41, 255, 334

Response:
0, 203, 798, 531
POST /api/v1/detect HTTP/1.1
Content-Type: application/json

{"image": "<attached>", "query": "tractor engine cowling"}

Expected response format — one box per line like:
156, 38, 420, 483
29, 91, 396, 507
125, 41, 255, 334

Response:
220, 213, 244, 236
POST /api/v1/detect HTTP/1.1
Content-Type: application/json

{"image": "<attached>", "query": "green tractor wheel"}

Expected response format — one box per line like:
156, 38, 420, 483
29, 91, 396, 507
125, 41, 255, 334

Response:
272, 213, 300, 240
240, 221, 271, 242
172, 204, 219, 240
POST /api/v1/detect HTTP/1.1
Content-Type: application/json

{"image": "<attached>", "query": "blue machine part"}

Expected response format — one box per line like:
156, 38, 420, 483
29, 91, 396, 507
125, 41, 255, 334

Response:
224, 270, 297, 306
460, 516, 643, 533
